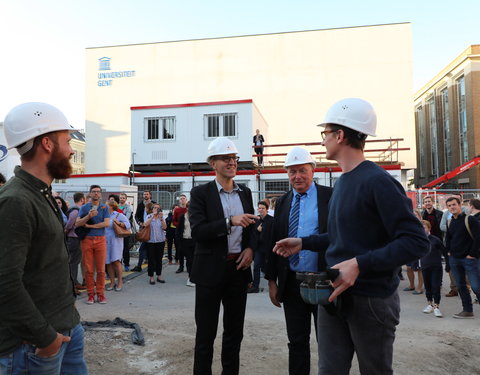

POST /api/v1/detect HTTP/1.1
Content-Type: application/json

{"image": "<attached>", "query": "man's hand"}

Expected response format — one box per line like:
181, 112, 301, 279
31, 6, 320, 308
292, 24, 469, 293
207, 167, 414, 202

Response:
35, 333, 71, 358
236, 248, 253, 270
268, 280, 282, 308
272, 238, 302, 257
231, 214, 259, 228
328, 258, 360, 302
88, 209, 98, 218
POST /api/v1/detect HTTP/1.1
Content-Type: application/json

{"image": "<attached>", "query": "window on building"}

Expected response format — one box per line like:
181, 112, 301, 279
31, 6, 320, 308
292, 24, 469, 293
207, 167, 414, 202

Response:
416, 106, 426, 178
145, 117, 176, 141
427, 97, 438, 177
456, 76, 469, 163
440, 88, 452, 172
205, 113, 238, 138
264, 180, 290, 194
80, 152, 85, 164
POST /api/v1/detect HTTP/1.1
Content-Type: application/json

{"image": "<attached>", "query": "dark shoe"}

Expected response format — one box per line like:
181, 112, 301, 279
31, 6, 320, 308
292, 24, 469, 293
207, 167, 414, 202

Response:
132, 266, 142, 272
149, 279, 156, 285
175, 267, 184, 274
412, 290, 424, 295
402, 287, 414, 291
453, 311, 474, 319
446, 290, 458, 297
247, 287, 259, 294
157, 279, 166, 284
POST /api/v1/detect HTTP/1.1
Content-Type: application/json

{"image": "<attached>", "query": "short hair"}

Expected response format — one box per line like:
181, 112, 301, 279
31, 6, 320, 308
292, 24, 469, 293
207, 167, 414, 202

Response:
326, 123, 366, 150
423, 196, 433, 202
89, 184, 101, 192
179, 194, 187, 198
421, 220, 431, 230
143, 190, 152, 196
108, 194, 120, 204
258, 201, 269, 209
469, 199, 480, 210
20, 132, 58, 162
73, 192, 85, 203
145, 202, 154, 214
108, 200, 118, 210
446, 197, 461, 205
0, 173, 5, 184
119, 192, 127, 199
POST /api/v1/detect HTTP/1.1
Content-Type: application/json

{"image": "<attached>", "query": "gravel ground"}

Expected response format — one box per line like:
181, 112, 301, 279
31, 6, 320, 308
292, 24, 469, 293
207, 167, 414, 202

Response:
77, 262, 480, 374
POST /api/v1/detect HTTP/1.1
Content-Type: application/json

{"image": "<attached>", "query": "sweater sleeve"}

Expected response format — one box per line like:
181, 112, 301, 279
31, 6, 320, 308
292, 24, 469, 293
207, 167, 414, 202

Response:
355, 175, 430, 274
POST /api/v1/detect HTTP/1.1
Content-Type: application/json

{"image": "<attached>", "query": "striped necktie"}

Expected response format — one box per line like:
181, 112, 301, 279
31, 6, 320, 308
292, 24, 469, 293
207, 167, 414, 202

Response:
288, 193, 303, 267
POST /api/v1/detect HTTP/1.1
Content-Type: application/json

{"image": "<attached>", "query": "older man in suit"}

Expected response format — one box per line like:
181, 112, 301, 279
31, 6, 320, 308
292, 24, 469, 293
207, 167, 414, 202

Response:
189, 137, 258, 375
265, 147, 332, 375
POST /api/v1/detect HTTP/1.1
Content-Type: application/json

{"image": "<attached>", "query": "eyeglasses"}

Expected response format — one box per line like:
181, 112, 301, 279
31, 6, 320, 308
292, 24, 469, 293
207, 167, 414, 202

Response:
320, 129, 338, 141
215, 155, 240, 163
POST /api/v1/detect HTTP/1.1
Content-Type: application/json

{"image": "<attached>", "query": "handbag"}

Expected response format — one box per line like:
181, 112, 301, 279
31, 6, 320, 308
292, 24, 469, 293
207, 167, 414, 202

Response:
135, 224, 150, 242
113, 213, 132, 238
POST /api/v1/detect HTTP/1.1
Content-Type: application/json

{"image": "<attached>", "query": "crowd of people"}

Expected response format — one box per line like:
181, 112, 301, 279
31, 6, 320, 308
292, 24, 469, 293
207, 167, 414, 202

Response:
1, 99, 479, 375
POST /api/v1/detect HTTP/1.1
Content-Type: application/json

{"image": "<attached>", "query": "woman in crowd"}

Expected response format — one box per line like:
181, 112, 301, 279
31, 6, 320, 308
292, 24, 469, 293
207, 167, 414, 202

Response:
145, 202, 167, 284
106, 200, 131, 291
420, 220, 445, 317
55, 196, 69, 225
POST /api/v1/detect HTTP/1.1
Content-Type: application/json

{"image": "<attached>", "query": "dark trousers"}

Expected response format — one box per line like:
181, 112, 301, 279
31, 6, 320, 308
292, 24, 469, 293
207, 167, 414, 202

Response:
146, 242, 165, 277
67, 237, 82, 284
252, 251, 266, 289
317, 292, 400, 375
254, 147, 263, 165
166, 227, 175, 261
122, 236, 130, 267
136, 242, 147, 267
283, 271, 318, 375
181, 238, 195, 275
176, 235, 185, 267
422, 265, 443, 304
193, 261, 248, 375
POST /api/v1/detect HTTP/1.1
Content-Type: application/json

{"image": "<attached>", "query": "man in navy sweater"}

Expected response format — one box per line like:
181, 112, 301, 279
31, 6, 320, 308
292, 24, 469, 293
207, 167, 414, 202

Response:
273, 98, 429, 375
445, 196, 480, 318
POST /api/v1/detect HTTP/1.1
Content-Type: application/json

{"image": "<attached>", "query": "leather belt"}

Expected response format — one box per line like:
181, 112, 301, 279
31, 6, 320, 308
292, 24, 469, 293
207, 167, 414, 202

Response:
226, 253, 241, 261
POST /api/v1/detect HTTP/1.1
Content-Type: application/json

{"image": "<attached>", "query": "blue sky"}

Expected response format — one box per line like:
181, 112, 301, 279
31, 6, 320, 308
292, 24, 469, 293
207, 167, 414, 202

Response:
0, 0, 479, 128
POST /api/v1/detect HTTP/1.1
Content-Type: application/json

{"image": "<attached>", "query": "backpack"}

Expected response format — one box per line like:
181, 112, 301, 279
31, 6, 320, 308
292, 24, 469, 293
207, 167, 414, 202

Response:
67, 207, 91, 240
447, 215, 473, 240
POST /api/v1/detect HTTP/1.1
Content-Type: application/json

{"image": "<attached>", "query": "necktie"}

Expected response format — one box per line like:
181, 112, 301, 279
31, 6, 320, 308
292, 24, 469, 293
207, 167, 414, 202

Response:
288, 194, 303, 267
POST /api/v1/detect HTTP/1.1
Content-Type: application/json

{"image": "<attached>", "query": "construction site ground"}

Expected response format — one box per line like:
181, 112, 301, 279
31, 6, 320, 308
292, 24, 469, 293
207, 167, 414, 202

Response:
77, 261, 480, 375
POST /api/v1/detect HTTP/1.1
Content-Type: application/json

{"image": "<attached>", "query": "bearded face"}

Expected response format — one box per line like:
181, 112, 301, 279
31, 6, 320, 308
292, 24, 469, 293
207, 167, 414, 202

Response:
46, 133, 73, 180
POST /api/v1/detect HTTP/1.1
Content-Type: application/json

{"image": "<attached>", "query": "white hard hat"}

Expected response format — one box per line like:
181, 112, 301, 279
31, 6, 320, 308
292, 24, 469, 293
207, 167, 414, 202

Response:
318, 98, 377, 137
207, 137, 238, 161
284, 147, 316, 168
3, 102, 75, 155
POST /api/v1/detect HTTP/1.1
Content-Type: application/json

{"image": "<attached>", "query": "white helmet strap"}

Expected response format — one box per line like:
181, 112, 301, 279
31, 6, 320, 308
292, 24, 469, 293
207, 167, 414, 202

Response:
16, 139, 34, 155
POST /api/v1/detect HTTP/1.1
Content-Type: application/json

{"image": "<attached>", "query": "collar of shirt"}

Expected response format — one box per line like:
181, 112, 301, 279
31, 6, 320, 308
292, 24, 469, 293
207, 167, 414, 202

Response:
215, 179, 242, 193
14, 165, 49, 193
292, 181, 316, 199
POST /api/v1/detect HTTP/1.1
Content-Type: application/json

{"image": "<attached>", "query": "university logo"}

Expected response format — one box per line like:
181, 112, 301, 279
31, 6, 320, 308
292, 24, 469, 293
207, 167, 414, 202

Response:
98, 57, 111, 71
0, 145, 8, 162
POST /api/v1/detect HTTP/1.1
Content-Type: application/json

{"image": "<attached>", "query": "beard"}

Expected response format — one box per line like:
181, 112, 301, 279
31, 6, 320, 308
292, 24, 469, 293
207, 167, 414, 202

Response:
47, 146, 73, 180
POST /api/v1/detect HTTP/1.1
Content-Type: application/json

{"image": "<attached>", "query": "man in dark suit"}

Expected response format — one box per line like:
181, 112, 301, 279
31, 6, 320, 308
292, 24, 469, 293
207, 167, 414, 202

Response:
189, 137, 258, 375
265, 147, 332, 375
248, 200, 274, 293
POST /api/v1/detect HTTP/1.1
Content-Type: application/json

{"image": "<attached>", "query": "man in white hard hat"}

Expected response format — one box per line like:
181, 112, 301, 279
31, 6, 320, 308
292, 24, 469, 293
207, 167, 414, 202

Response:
0, 103, 87, 373
264, 146, 332, 375
273, 98, 429, 374
189, 136, 258, 375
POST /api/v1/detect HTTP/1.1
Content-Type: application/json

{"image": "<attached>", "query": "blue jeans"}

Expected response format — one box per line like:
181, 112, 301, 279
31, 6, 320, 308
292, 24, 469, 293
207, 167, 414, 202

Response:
252, 252, 266, 289
0, 324, 88, 375
449, 257, 480, 312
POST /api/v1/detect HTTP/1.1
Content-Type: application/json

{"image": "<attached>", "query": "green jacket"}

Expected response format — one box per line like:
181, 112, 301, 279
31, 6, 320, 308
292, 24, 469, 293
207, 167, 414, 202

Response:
0, 166, 79, 356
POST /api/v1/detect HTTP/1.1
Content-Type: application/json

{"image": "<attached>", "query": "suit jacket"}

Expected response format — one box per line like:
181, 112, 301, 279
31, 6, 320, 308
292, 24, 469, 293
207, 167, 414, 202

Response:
264, 183, 332, 302
252, 214, 274, 254
189, 180, 255, 286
